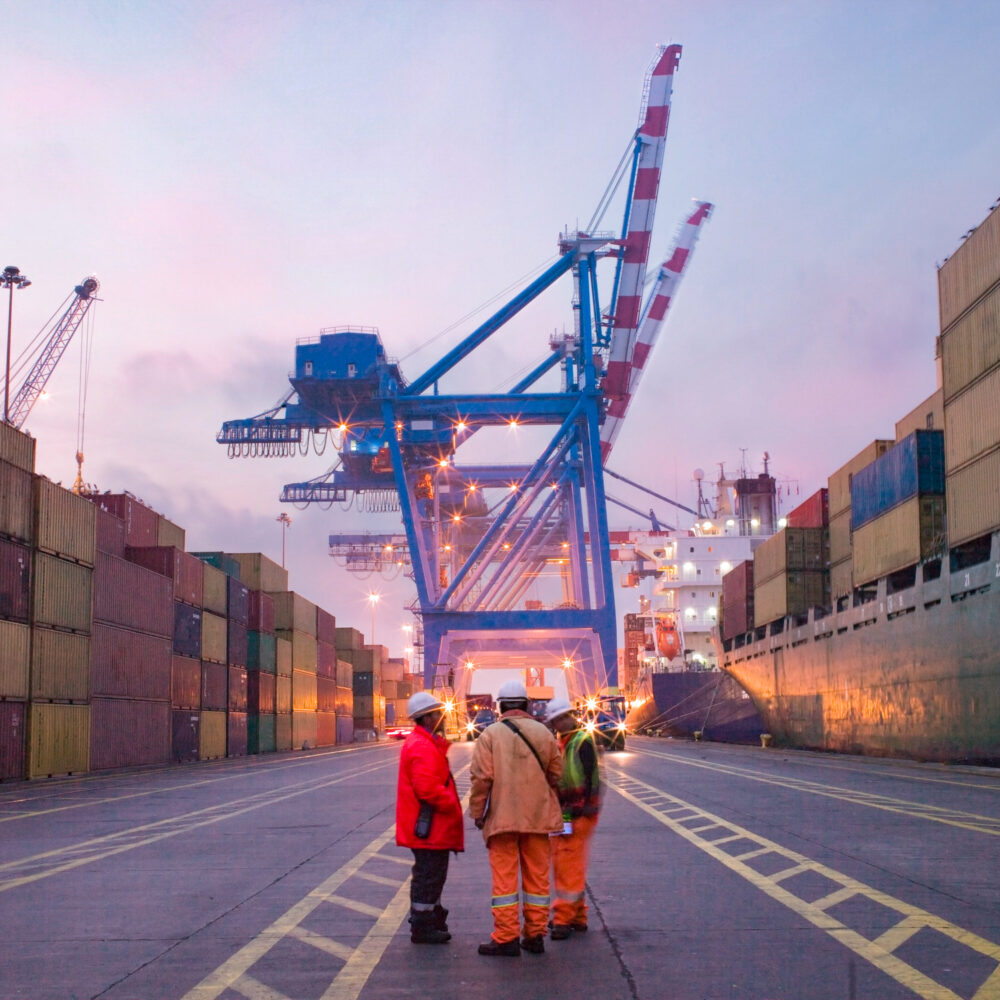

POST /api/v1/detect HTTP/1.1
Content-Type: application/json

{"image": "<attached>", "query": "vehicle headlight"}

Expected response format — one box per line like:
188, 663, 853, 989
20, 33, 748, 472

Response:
466, 722, 475, 731
617, 723, 626, 732
585, 721, 596, 733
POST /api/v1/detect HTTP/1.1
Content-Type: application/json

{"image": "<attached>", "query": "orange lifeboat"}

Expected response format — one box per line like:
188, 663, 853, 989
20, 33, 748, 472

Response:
656, 614, 682, 660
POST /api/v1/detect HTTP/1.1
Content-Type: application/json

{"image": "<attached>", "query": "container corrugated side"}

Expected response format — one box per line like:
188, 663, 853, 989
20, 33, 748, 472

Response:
201, 611, 227, 664
230, 553, 288, 593
0, 460, 34, 543
316, 607, 336, 645
336, 659, 352, 688
248, 631, 277, 673
228, 666, 247, 712
276, 674, 292, 714
0, 421, 35, 473
0, 620, 29, 699
940, 284, 1000, 400
156, 514, 185, 550
317, 639, 337, 679
228, 620, 248, 668
276, 713, 292, 751
830, 557, 853, 600
227, 712, 247, 757
944, 363, 1000, 472
172, 710, 199, 762
828, 508, 852, 566
173, 603, 202, 658
28, 703, 89, 777
202, 563, 228, 616
292, 669, 318, 712
248, 713, 276, 754
335, 685, 353, 716
336, 716, 353, 746
852, 494, 946, 586
0, 701, 26, 779
32, 554, 92, 633
201, 661, 228, 711
276, 628, 317, 672
352, 670, 377, 695
938, 204, 1000, 331
317, 675, 337, 712
249, 671, 276, 714
34, 478, 96, 566
95, 508, 126, 558
786, 489, 829, 529
171, 655, 201, 709
317, 711, 336, 748
191, 551, 241, 578
827, 440, 894, 517
270, 591, 317, 635
227, 576, 250, 625
248, 591, 275, 634
30, 627, 90, 702
945, 444, 1000, 546
0, 538, 31, 623
89, 698, 170, 771
753, 570, 829, 627
93, 552, 173, 637
89, 495, 158, 547
292, 711, 318, 750
199, 710, 226, 760
334, 627, 364, 653
126, 546, 204, 607
381, 659, 405, 684
382, 679, 398, 701
91, 623, 172, 701
895, 388, 944, 441
752, 528, 828, 584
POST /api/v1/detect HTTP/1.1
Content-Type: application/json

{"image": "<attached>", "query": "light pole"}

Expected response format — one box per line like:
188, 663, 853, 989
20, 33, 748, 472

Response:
367, 592, 381, 645
2, 266, 31, 424
276, 512, 291, 567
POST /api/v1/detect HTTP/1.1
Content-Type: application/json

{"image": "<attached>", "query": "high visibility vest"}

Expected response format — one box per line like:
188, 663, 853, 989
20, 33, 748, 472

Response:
558, 729, 601, 818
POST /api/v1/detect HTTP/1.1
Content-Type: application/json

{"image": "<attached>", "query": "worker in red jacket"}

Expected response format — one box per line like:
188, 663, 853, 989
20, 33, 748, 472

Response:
396, 691, 465, 944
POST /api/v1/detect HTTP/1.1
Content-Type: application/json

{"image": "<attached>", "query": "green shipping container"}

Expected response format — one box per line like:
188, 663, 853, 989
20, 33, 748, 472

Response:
0, 420, 35, 473
248, 713, 276, 754
34, 477, 96, 566
247, 631, 277, 673
0, 460, 34, 543
0, 620, 30, 699
28, 703, 89, 778
30, 627, 90, 702
32, 554, 92, 633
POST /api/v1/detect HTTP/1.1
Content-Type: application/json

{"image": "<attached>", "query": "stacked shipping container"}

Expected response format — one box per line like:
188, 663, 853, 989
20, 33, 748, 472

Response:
752, 527, 829, 627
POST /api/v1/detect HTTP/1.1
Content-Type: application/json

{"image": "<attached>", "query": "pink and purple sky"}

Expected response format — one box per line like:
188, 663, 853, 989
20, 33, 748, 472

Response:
4, 0, 999, 656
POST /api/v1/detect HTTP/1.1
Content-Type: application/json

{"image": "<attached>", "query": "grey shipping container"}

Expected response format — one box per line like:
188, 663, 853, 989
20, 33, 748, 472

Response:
173, 603, 202, 659
0, 538, 31, 623
336, 716, 354, 746
0, 460, 33, 544
227, 576, 250, 625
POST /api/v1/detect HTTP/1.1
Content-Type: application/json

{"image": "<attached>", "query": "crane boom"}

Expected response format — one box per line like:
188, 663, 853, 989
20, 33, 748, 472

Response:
9, 276, 100, 429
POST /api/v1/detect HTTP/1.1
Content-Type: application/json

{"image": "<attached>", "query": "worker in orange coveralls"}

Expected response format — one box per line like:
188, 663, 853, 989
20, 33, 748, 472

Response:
544, 698, 601, 939
469, 679, 563, 957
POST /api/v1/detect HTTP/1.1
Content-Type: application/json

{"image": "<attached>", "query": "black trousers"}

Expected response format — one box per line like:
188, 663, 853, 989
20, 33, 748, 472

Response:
410, 848, 450, 906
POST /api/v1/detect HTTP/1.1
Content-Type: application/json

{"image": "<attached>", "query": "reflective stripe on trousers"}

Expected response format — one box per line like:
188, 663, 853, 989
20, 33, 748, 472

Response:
487, 832, 552, 942
551, 813, 597, 927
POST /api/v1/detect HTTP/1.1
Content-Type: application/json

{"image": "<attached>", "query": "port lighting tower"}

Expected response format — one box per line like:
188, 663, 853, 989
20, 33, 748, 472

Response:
3, 265, 31, 424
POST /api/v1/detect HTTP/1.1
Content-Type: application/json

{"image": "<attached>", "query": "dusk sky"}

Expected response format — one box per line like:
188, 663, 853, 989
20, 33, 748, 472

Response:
4, 0, 999, 658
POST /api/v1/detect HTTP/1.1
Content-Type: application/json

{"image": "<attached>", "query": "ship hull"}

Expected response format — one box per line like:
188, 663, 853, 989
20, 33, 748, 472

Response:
718, 531, 1000, 763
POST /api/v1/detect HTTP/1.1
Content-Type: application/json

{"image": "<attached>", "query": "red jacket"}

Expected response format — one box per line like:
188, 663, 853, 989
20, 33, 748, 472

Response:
396, 725, 465, 852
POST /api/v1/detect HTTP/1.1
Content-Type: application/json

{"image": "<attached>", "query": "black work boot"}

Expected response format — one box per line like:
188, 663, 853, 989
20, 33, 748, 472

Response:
478, 938, 520, 957
410, 909, 450, 944
520, 934, 545, 954
433, 904, 450, 933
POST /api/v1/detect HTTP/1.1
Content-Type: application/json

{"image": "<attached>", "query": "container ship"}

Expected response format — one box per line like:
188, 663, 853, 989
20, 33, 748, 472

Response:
716, 201, 1000, 763
0, 426, 418, 781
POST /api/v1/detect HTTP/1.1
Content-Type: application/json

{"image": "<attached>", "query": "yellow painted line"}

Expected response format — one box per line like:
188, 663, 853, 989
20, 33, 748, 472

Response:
629, 743, 1000, 836
0, 759, 392, 893
232, 974, 289, 1000
324, 894, 384, 918
608, 770, 1000, 1000
288, 925, 356, 961
355, 871, 406, 888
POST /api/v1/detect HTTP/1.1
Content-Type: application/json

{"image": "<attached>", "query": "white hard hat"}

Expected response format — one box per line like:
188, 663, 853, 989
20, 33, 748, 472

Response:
407, 691, 444, 719
497, 679, 528, 701
545, 698, 574, 723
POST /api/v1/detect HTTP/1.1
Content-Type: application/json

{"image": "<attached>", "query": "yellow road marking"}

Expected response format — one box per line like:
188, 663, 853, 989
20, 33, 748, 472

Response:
630, 742, 1000, 835
608, 769, 1000, 1000
288, 926, 356, 961
232, 974, 289, 1000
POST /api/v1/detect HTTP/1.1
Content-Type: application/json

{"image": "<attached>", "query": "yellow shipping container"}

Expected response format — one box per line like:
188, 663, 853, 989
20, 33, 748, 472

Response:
940, 283, 1000, 400
830, 557, 853, 601
199, 710, 227, 759
275, 635, 292, 677
753, 571, 829, 627
0, 620, 30, 699
201, 611, 227, 664
0, 420, 35, 473
270, 591, 317, 635
156, 514, 186, 550
292, 711, 318, 750
229, 552, 288, 593
276, 628, 317, 672
945, 445, 1000, 547
32, 554, 92, 633
202, 564, 228, 616
276, 712, 292, 751
28, 703, 89, 778
944, 363, 1000, 473
276, 674, 292, 714
851, 495, 946, 586
292, 669, 318, 712
938, 204, 1000, 332
828, 508, 852, 566
895, 389, 944, 442
827, 440, 894, 517
0, 460, 34, 543
34, 478, 96, 566
30, 627, 90, 702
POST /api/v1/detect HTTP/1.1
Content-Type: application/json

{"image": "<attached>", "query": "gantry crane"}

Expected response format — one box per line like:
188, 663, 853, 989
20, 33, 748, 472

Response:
218, 45, 710, 699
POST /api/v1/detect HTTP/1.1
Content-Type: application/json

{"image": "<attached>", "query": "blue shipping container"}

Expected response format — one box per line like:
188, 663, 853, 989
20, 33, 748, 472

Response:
851, 430, 945, 529
173, 602, 202, 659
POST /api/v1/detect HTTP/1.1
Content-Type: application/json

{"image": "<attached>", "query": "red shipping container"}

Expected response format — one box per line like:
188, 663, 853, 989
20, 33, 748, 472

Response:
248, 671, 276, 714
227, 712, 248, 757
95, 508, 126, 558
228, 620, 248, 668
93, 552, 173, 637
721, 560, 755, 641
126, 546, 204, 607
0, 538, 31, 624
317, 674, 338, 712
228, 665, 248, 712
171, 655, 201, 709
317, 711, 337, 748
248, 590, 275, 634
201, 661, 228, 711
88, 494, 159, 547
787, 488, 830, 529
316, 607, 336, 645
90, 697, 170, 771
0, 701, 26, 780
91, 623, 172, 701
317, 639, 337, 679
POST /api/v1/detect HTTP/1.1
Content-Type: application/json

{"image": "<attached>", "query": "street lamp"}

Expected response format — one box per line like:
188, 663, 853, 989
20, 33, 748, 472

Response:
276, 512, 292, 567
367, 591, 381, 645
3, 266, 31, 424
